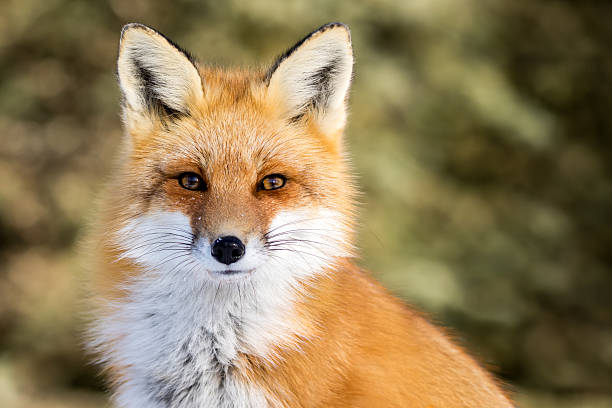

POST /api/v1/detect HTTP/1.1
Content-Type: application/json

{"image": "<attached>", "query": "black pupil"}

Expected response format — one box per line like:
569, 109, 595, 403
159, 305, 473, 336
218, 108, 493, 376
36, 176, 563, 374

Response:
183, 174, 200, 189
264, 175, 285, 190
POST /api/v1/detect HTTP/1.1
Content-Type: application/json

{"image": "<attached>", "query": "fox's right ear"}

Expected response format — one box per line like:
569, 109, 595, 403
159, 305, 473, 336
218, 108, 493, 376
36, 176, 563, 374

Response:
117, 23, 203, 125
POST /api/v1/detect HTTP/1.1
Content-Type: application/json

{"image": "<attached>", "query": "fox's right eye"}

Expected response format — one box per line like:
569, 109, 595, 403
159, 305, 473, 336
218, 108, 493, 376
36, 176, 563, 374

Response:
178, 172, 206, 191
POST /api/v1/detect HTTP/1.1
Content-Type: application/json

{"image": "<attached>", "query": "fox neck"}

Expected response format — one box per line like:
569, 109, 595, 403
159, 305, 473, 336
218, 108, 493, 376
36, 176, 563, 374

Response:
92, 260, 328, 407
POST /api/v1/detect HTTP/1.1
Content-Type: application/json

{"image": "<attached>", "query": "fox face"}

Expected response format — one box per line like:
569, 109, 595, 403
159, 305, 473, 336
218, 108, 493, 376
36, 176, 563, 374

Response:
112, 23, 355, 283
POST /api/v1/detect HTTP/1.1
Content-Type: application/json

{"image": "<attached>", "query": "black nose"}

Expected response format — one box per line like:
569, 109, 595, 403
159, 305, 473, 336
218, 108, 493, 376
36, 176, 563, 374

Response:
211, 236, 245, 265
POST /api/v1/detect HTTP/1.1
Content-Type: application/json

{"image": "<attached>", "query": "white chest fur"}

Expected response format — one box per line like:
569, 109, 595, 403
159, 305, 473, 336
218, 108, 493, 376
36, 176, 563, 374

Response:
100, 282, 273, 407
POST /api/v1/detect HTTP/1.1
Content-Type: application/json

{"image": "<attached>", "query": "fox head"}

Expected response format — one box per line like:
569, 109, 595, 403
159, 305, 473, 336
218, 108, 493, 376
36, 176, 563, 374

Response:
105, 23, 355, 297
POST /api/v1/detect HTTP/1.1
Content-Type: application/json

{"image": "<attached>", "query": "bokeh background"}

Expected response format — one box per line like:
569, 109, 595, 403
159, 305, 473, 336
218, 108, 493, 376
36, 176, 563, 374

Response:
1, 0, 612, 407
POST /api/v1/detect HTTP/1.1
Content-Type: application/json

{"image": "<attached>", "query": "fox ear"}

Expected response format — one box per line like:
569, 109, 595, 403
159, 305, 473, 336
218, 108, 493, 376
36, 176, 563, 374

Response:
266, 23, 353, 137
117, 23, 203, 123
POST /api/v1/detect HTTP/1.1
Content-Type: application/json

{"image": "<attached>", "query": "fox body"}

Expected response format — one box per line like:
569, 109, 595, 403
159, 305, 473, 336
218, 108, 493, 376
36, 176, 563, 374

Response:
87, 23, 513, 408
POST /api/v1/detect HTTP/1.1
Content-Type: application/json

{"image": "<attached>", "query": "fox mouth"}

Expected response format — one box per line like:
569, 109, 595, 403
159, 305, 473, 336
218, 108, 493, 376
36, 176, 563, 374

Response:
209, 269, 253, 278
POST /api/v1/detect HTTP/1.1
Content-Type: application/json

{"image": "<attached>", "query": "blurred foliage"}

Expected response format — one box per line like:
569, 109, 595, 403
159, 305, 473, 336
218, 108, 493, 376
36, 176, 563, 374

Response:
1, 0, 611, 406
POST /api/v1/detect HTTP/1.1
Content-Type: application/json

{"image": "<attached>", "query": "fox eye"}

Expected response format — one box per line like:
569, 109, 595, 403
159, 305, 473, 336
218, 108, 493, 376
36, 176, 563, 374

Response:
258, 174, 286, 191
178, 172, 206, 191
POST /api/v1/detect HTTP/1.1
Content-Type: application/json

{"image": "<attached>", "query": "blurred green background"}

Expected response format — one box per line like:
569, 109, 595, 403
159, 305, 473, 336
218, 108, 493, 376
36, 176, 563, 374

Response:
1, 0, 612, 407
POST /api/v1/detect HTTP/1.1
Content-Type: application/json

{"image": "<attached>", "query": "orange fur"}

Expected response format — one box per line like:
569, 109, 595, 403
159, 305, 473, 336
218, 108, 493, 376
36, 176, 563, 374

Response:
88, 23, 514, 407
241, 261, 512, 407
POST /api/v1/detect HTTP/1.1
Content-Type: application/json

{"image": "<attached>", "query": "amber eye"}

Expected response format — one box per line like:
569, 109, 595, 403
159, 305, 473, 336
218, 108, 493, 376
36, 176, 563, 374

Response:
178, 172, 206, 191
258, 174, 286, 191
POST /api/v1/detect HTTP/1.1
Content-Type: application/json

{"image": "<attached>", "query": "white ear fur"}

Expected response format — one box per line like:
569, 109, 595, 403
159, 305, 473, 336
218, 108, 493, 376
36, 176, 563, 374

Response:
117, 23, 203, 119
266, 23, 353, 136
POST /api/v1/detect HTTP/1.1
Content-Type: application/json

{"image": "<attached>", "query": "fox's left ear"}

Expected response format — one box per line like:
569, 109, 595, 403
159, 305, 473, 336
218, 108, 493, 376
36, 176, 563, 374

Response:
266, 23, 353, 138
117, 23, 204, 125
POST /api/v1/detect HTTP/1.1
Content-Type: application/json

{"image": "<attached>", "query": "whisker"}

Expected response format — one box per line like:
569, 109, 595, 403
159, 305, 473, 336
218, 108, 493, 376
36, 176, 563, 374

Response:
266, 247, 330, 263
265, 238, 340, 251
164, 257, 197, 278
118, 233, 193, 247
120, 245, 192, 259
122, 240, 193, 252
263, 216, 332, 237
152, 252, 194, 269
121, 227, 195, 239
126, 231, 195, 241
264, 227, 341, 241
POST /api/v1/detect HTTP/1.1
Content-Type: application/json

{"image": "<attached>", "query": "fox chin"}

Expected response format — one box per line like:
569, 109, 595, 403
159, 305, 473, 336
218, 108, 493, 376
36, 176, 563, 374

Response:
85, 22, 514, 408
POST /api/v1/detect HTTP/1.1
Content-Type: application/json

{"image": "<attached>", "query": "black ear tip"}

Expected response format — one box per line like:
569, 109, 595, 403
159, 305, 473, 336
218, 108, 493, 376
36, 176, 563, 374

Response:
118, 23, 196, 64
316, 22, 351, 40
319, 22, 350, 31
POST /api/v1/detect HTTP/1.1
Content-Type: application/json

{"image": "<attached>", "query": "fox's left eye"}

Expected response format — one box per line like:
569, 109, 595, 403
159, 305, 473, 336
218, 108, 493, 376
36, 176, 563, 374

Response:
258, 174, 286, 191
178, 172, 206, 191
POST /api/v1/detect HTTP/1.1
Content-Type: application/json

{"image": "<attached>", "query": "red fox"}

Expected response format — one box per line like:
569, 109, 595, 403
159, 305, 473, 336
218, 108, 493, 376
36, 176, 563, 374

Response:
87, 22, 514, 407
